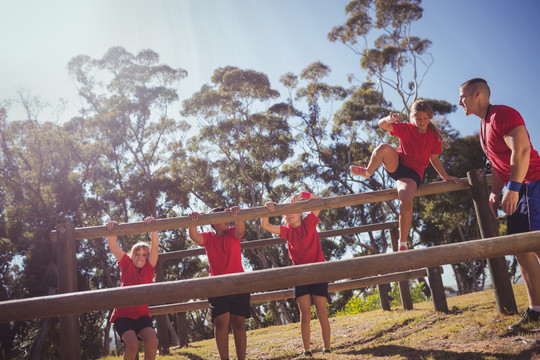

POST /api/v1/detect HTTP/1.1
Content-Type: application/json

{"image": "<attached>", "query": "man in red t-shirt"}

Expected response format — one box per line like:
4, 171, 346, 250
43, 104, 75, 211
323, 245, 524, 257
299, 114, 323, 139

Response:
188, 206, 249, 360
460, 78, 540, 329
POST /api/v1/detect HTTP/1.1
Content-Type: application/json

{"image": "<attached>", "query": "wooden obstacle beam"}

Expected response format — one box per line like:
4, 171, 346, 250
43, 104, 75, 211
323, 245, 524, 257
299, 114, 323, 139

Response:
149, 268, 433, 315
49, 177, 474, 242
1, 230, 537, 324
157, 221, 398, 261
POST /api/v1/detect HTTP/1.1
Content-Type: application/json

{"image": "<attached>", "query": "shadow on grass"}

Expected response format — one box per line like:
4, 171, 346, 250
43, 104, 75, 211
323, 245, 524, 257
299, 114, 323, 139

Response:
344, 344, 540, 360
172, 351, 207, 360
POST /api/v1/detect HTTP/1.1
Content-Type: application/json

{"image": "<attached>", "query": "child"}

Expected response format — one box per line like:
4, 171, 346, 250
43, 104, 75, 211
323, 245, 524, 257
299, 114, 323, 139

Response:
261, 192, 331, 357
350, 100, 458, 251
106, 216, 159, 360
188, 206, 250, 360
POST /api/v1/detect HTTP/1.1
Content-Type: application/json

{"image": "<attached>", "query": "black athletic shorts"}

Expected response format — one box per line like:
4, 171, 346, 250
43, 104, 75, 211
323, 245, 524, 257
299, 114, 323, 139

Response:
208, 293, 251, 319
113, 316, 153, 340
387, 158, 422, 187
293, 282, 328, 299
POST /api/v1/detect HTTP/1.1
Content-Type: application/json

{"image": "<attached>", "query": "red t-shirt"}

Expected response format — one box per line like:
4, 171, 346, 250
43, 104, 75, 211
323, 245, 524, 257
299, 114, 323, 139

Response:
279, 212, 325, 265
481, 105, 540, 184
390, 122, 442, 179
110, 253, 155, 323
202, 227, 245, 276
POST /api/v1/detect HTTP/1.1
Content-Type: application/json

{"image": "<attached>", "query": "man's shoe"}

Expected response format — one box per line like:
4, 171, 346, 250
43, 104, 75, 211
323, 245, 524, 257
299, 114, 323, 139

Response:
509, 308, 540, 330
302, 350, 313, 357
398, 245, 408, 251
322, 348, 332, 355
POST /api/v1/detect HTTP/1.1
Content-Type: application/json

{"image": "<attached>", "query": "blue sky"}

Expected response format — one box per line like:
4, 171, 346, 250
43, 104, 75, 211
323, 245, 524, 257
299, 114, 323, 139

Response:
2, 0, 539, 149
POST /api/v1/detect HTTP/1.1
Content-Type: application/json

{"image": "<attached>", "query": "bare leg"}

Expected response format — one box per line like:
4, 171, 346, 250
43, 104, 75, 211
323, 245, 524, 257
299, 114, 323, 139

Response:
313, 295, 331, 349
138, 327, 158, 360
515, 250, 540, 307
121, 330, 139, 360
351, 144, 399, 178
296, 294, 312, 351
367, 144, 400, 175
213, 312, 231, 360
229, 314, 247, 360
396, 178, 418, 245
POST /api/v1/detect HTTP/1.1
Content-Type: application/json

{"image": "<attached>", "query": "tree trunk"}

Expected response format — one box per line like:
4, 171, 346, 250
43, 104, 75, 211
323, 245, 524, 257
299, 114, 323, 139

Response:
28, 287, 57, 360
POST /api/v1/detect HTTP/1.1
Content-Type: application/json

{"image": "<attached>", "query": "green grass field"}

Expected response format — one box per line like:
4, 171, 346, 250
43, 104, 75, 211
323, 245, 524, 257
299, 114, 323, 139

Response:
101, 284, 539, 359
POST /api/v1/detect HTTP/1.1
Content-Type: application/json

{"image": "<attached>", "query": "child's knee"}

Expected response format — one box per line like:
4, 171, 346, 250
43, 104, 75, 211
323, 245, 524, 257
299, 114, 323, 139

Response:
124, 339, 139, 353
374, 143, 394, 155
229, 316, 245, 331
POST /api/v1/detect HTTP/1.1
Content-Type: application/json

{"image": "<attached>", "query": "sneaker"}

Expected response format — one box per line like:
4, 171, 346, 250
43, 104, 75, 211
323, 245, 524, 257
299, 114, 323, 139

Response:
350, 164, 371, 178
322, 348, 332, 354
509, 308, 540, 330
398, 245, 408, 251
302, 350, 313, 357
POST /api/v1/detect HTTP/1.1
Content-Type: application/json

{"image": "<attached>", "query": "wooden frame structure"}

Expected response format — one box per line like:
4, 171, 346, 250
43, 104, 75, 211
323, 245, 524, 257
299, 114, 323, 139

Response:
2, 169, 535, 359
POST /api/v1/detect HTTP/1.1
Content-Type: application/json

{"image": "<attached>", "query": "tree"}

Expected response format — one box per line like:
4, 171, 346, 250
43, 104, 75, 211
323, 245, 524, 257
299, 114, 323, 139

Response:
328, 0, 431, 113
67, 47, 199, 352
0, 94, 108, 358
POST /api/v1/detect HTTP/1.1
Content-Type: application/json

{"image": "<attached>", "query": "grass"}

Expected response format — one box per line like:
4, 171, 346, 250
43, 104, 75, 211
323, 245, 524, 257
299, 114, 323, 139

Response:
100, 284, 540, 359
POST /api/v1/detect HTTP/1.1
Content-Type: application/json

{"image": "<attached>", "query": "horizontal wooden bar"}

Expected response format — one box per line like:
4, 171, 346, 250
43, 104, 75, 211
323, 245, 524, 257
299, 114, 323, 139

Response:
149, 268, 431, 315
1, 227, 535, 324
50, 177, 476, 242
158, 221, 398, 262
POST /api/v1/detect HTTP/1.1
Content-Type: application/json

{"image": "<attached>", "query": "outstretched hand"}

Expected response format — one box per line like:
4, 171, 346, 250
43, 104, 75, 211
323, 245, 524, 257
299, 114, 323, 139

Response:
227, 206, 240, 217
144, 216, 155, 224
389, 112, 403, 122
444, 175, 459, 183
189, 212, 201, 221
106, 221, 117, 231
265, 201, 276, 212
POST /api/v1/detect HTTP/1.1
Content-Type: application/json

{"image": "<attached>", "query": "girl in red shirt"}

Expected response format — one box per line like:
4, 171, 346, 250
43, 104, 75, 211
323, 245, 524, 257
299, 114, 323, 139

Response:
261, 192, 331, 357
106, 217, 159, 360
350, 100, 458, 251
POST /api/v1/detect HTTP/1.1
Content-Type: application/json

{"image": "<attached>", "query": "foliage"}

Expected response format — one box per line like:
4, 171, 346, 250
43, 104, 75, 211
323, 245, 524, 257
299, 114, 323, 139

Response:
336, 282, 429, 317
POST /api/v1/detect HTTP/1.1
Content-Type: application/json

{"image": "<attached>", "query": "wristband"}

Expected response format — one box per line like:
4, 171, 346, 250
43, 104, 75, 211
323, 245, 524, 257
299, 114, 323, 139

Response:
301, 191, 311, 199
507, 180, 522, 192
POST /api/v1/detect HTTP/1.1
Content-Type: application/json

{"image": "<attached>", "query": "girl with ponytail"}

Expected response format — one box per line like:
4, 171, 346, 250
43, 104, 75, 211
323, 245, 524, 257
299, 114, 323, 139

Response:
350, 99, 458, 251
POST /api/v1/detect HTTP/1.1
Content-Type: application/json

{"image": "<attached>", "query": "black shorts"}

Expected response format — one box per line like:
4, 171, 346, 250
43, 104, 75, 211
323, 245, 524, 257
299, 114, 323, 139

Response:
293, 282, 328, 299
113, 316, 154, 340
208, 293, 251, 319
387, 158, 422, 187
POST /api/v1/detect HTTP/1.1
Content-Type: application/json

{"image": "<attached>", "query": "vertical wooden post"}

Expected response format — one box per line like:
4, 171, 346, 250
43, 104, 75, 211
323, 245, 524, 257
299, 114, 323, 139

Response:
467, 169, 518, 314
56, 223, 81, 360
389, 228, 413, 310
176, 312, 189, 347
377, 283, 391, 311
154, 260, 170, 355
427, 267, 448, 313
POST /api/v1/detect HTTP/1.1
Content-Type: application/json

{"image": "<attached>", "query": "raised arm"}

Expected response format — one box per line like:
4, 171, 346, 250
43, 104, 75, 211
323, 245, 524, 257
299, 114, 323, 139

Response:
106, 221, 126, 262
261, 201, 281, 235
429, 154, 458, 183
144, 217, 160, 268
378, 112, 402, 132
296, 192, 323, 217
228, 206, 246, 240
187, 212, 205, 246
